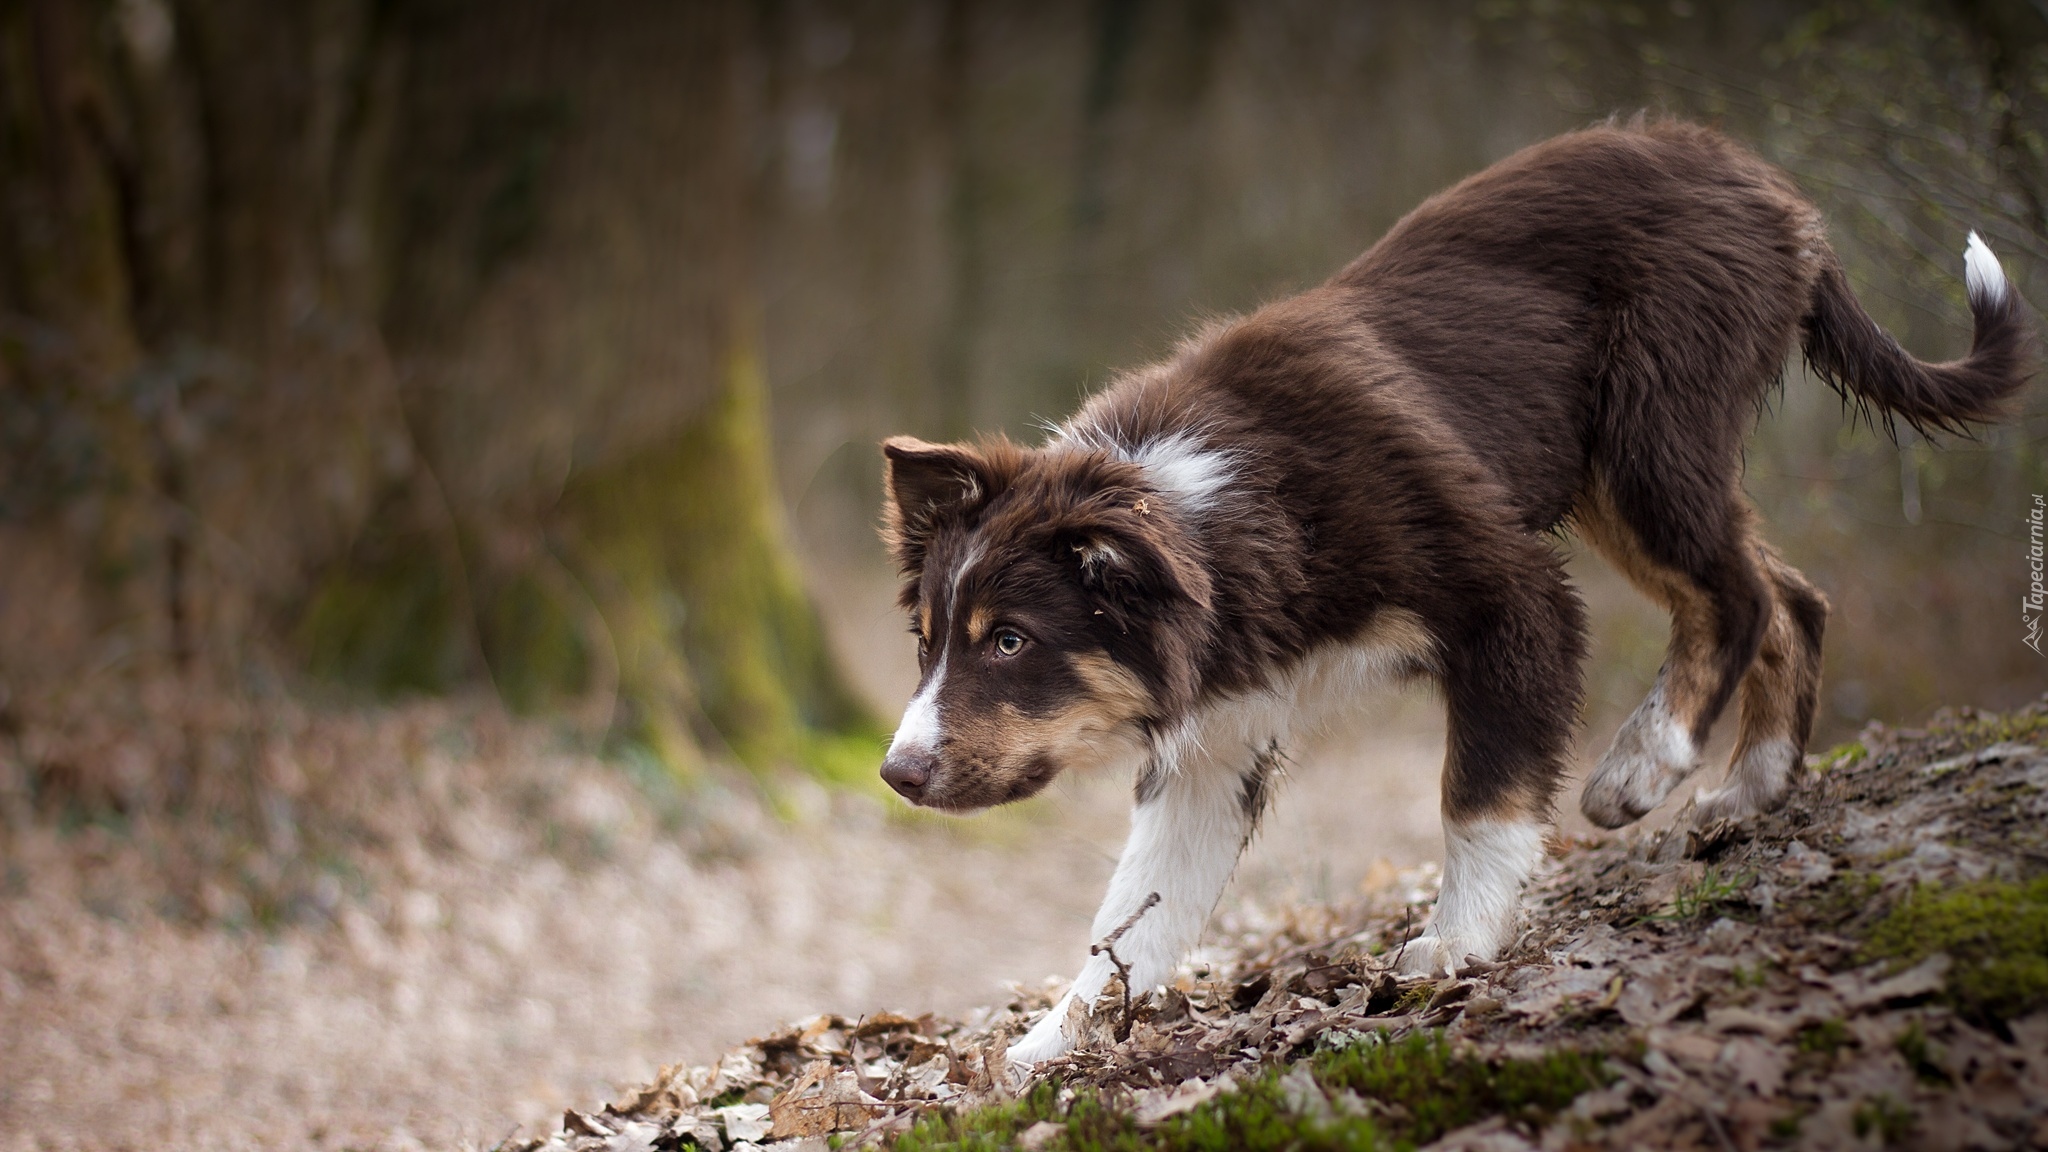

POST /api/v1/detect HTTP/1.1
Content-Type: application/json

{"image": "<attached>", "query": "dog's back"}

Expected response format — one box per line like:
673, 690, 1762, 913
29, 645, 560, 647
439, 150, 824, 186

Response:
1340, 121, 1826, 532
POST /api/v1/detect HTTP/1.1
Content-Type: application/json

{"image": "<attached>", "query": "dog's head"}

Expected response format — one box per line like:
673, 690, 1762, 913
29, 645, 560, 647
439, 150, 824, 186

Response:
875, 435, 1216, 810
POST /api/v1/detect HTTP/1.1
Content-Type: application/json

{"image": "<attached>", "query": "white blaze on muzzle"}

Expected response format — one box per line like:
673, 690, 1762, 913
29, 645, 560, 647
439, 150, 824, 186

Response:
888, 655, 947, 756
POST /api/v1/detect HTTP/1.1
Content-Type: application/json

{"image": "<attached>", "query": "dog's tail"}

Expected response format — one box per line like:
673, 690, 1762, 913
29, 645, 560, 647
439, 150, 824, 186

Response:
1801, 232, 2031, 435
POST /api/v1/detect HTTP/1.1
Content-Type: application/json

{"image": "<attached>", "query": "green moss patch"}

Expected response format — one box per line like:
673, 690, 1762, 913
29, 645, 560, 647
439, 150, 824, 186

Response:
1925, 706, 2048, 755
1863, 877, 2048, 1023
1311, 1030, 1609, 1143
889, 1031, 1610, 1152
1796, 1018, 1851, 1057
1809, 740, 1867, 773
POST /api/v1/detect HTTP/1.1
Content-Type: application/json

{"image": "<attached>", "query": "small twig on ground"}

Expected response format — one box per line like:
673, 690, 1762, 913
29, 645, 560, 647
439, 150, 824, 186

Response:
1391, 903, 1416, 971
1089, 892, 1161, 1042
847, 1014, 880, 1096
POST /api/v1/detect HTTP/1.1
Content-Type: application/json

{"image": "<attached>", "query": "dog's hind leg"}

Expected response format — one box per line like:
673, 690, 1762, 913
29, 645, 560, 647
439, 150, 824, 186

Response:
1695, 542, 1827, 822
1577, 481, 1775, 829
1005, 733, 1275, 1066
1402, 535, 1585, 977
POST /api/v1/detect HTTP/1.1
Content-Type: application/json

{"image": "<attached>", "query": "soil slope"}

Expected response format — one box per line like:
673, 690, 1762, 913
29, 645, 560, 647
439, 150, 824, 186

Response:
522, 699, 2048, 1152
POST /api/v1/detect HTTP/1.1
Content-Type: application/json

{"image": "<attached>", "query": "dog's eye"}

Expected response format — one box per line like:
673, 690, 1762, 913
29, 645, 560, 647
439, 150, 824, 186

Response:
993, 629, 1026, 657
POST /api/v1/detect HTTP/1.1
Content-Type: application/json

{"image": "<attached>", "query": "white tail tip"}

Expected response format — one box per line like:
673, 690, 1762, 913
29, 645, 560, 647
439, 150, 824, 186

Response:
1964, 230, 2009, 306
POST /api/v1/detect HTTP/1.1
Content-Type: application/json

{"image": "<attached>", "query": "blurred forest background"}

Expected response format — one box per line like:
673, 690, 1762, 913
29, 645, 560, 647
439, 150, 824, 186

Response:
6, 1, 2048, 1146
5, 0, 2048, 885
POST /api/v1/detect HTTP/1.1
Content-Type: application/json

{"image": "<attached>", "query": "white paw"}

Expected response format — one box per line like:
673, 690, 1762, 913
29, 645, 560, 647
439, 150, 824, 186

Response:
1393, 933, 1490, 978
1693, 739, 1798, 825
1581, 685, 1699, 829
1005, 1009, 1073, 1067
1691, 782, 1751, 825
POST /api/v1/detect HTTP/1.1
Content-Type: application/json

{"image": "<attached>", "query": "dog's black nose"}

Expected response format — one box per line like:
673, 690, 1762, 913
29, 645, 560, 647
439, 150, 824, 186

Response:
880, 753, 933, 801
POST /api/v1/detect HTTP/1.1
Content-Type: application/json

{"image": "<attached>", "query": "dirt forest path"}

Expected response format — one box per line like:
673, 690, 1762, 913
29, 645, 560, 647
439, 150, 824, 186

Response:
1, 691, 1454, 1151
4, 556, 1684, 1152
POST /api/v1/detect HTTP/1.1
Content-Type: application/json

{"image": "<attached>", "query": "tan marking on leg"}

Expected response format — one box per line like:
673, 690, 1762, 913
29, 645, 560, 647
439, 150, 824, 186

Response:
1574, 480, 1724, 725
1574, 481, 1725, 827
1443, 771, 1558, 827
1698, 543, 1828, 822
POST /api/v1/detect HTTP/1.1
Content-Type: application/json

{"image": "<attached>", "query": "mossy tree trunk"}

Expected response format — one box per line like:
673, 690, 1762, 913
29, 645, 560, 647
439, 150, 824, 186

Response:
561, 322, 875, 777
373, 0, 875, 778
2, 0, 874, 785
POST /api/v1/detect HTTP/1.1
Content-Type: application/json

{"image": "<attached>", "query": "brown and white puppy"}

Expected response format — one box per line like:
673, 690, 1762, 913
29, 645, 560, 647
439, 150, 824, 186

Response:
876, 119, 2030, 1066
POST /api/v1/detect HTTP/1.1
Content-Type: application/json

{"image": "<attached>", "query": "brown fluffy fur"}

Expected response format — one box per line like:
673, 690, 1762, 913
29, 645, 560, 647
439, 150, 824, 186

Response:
879, 119, 2030, 826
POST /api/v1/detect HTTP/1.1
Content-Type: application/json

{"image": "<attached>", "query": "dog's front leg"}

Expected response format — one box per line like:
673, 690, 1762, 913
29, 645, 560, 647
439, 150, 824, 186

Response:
1007, 749, 1258, 1066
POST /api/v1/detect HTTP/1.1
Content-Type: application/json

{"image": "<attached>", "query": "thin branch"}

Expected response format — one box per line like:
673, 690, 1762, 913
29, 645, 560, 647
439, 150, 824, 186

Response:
1089, 891, 1161, 1043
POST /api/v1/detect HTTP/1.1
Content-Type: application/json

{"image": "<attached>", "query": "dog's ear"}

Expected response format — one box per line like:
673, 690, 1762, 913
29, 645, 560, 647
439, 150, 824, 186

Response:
1064, 504, 1213, 616
881, 437, 997, 584
1057, 490, 1215, 710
